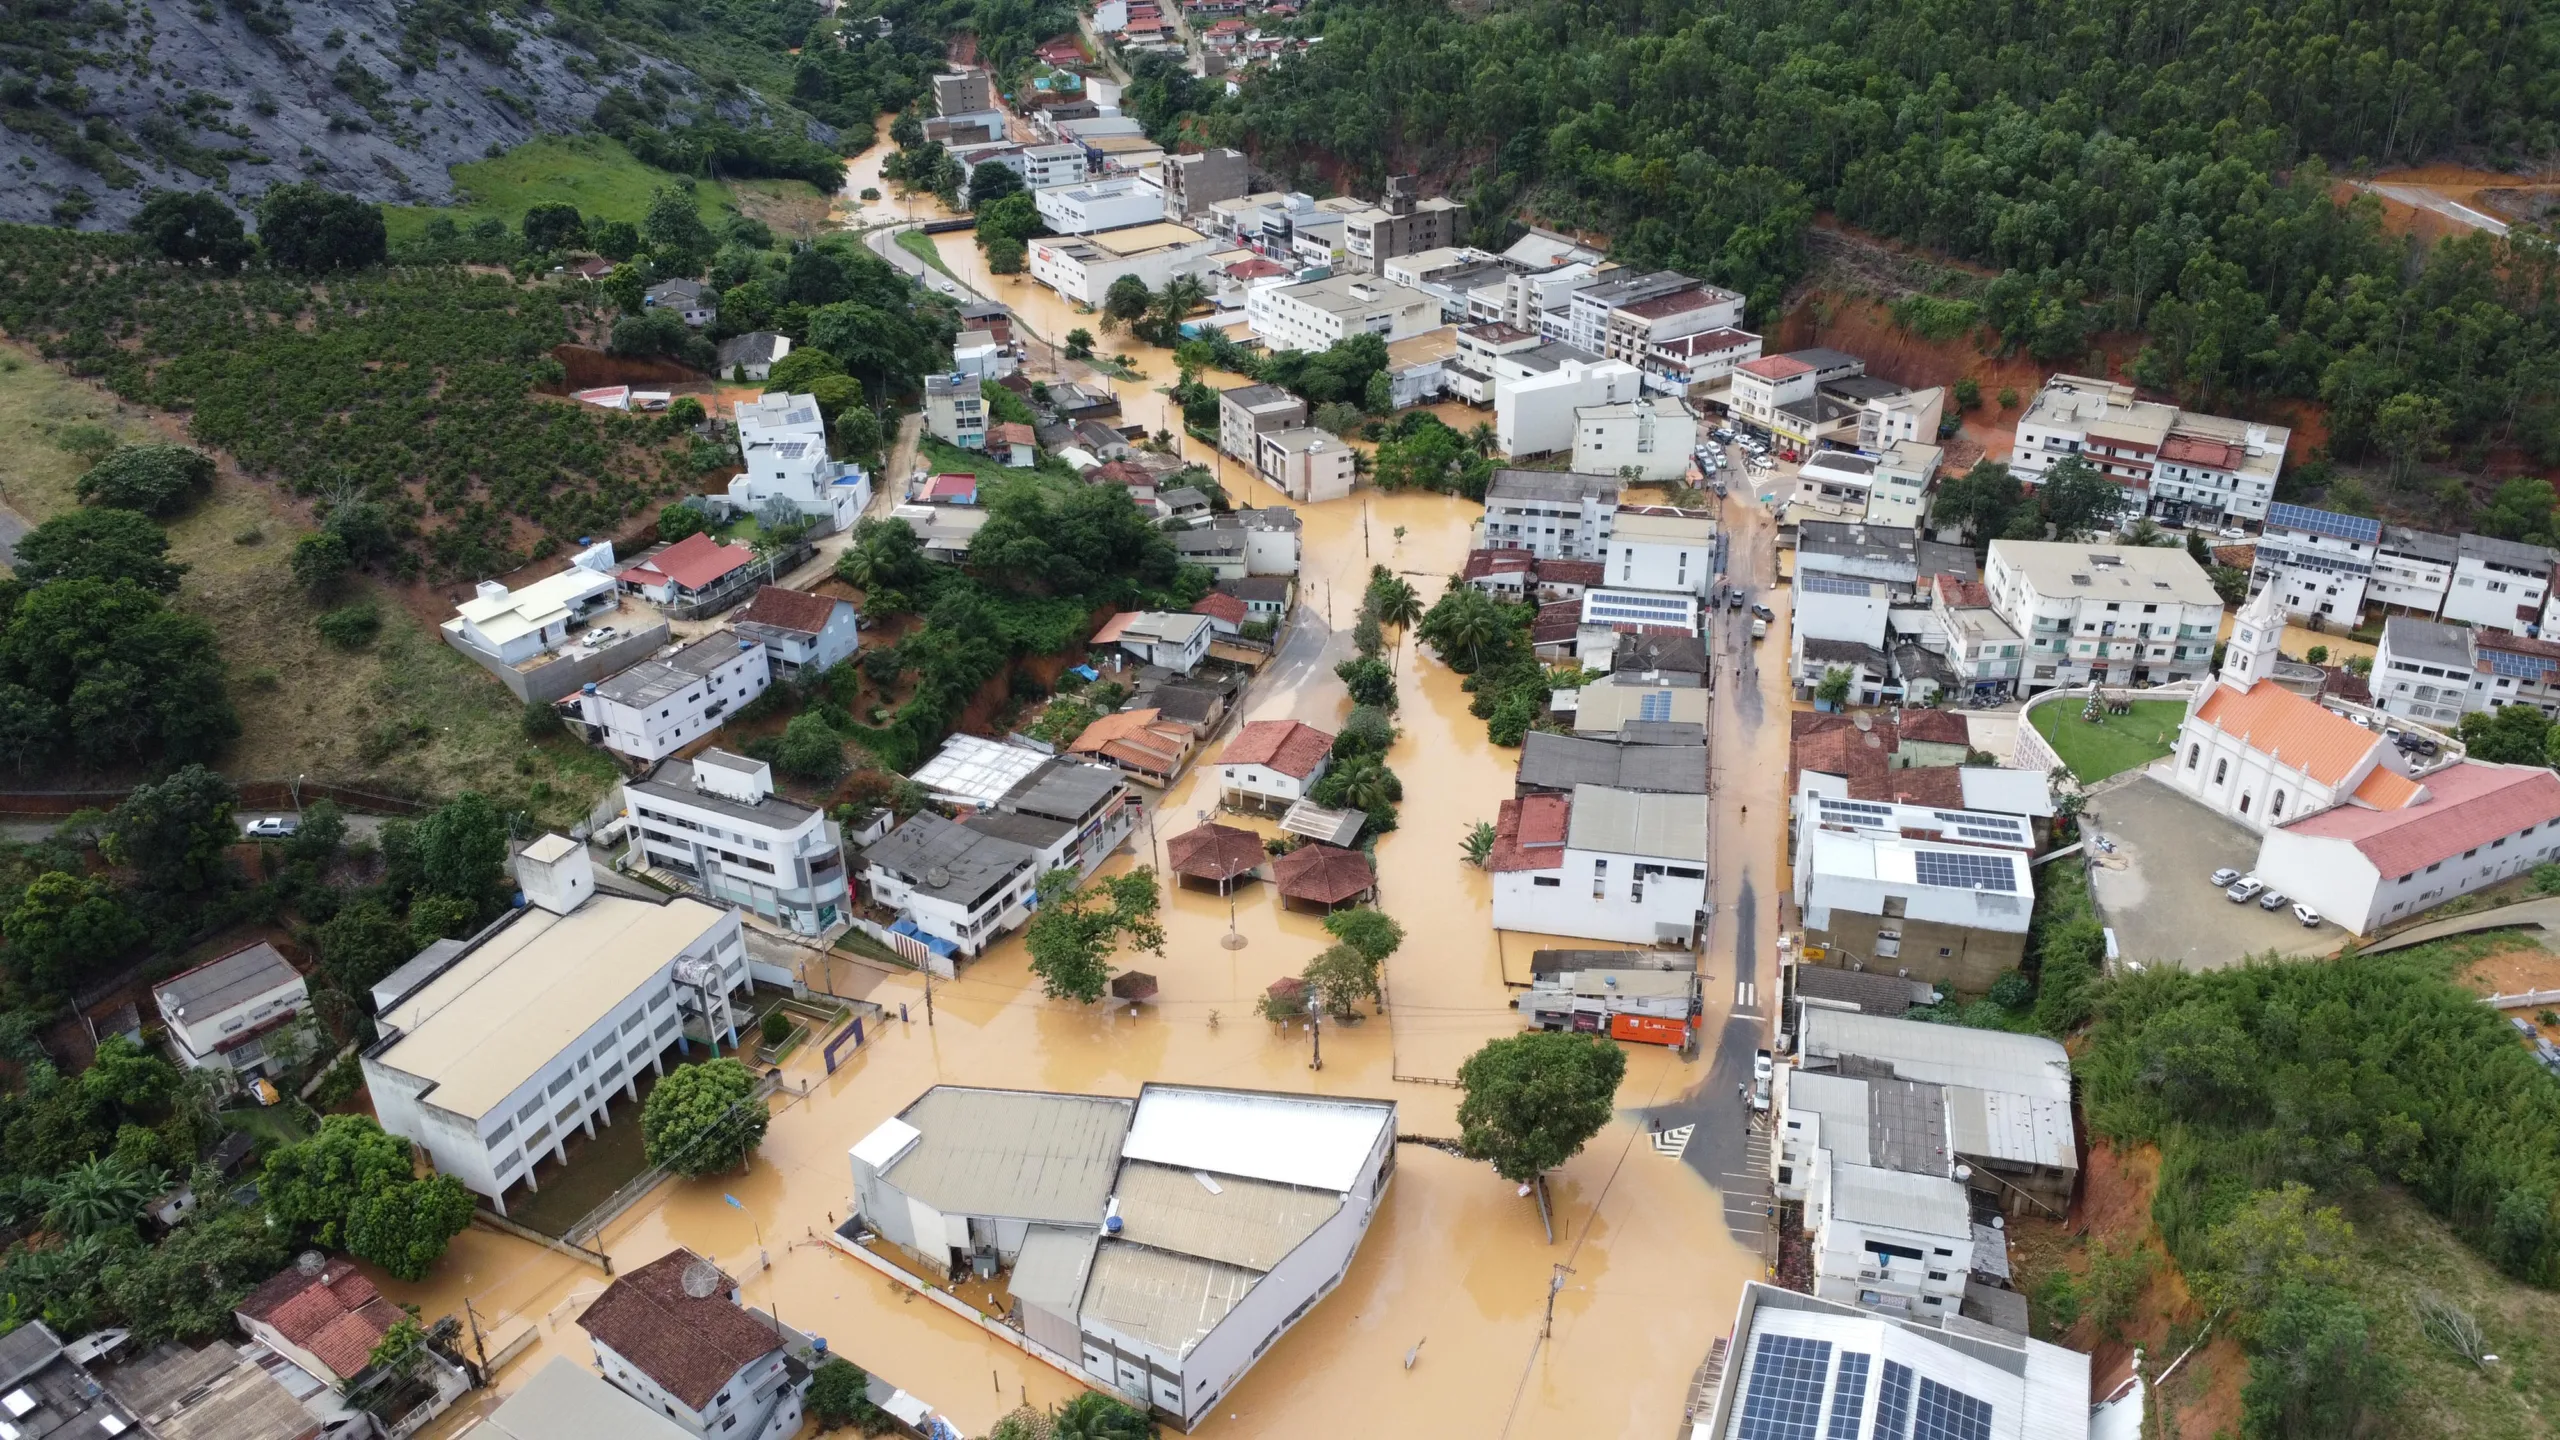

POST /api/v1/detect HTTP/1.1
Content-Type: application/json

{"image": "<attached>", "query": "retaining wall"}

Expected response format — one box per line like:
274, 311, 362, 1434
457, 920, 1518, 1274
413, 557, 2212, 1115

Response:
443, 622, 672, 705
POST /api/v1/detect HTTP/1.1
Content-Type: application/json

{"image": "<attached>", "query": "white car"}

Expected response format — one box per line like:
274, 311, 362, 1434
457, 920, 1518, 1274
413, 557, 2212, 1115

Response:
2209, 867, 2242, 887
2292, 903, 2322, 928
2218, 526, 2247, 540
2226, 877, 2265, 903
242, 815, 300, 839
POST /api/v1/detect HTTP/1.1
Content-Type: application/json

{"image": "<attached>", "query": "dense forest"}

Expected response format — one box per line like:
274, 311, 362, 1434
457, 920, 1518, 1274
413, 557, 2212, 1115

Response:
1135, 0, 2560, 482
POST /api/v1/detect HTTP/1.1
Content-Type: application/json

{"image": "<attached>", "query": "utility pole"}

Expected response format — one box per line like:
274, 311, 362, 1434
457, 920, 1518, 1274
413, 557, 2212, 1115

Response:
1307, 992, 1323, 1071
1542, 1263, 1575, 1339
462, 1298, 490, 1381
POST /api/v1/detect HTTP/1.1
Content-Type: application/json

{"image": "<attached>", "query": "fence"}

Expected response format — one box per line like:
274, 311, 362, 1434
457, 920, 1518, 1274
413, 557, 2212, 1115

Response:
848, 916, 956, 978
2485, 988, 2560, 1010
470, 1210, 615, 1273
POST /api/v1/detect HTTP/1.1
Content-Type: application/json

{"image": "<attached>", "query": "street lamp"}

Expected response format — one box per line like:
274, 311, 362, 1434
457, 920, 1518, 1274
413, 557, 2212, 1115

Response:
1198, 808, 1247, 951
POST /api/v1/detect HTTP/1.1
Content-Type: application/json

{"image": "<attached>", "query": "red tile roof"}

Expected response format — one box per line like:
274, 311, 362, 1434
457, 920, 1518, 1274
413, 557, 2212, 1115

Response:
920, 473, 980, 502
2191, 680, 2380, 787
2283, 761, 2560, 879
1463, 549, 1535, 580
2160, 433, 2244, 468
1738, 355, 1812, 380
1091, 612, 1139, 644
1168, 822, 1266, 880
1531, 600, 1583, 645
1489, 793, 1570, 871
1071, 708, 1192, 777
623, 532, 753, 592
1192, 591, 1250, 626
1220, 718, 1334, 777
1272, 843, 1375, 903
236, 1259, 405, 1381
991, 421, 1038, 447
732, 585, 842, 637
578, 1250, 784, 1412
1931, 573, 1993, 609
1538, 559, 1606, 588
1616, 288, 1713, 321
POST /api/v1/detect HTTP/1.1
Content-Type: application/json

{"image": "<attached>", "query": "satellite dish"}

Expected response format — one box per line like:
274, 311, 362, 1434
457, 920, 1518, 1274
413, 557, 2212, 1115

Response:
681, 1259, 723, 1300
296, 1251, 327, 1277
925, 866, 952, 889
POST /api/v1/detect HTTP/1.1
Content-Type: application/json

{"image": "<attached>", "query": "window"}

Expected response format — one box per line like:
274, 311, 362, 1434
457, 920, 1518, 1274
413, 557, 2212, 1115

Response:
1532, 876, 1560, 888
2213, 758, 2228, 785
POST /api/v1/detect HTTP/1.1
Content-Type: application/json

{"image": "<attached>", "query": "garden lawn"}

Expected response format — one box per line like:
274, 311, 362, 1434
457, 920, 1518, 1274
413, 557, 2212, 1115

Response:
382, 135, 773, 247
916, 436, 1080, 499
2031, 697, 2186, 783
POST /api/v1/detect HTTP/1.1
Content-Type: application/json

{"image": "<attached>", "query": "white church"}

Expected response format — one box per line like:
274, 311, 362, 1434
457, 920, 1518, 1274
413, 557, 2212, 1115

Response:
2168, 585, 2560, 933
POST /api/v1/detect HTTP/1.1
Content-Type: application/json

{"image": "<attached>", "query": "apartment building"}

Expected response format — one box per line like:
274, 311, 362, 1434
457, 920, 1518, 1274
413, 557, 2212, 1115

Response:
1855, 386, 1944, 451
2446, 533, 2558, 630
573, 632, 773, 763
1244, 272, 1438, 353
1497, 347, 1645, 456
1792, 791, 2036, 989
1981, 539, 2223, 693
923, 372, 987, 450
152, 940, 308, 1081
859, 811, 1043, 958
1035, 175, 1168, 234
624, 751, 849, 935
1021, 142, 1089, 190
1029, 223, 1220, 306
1797, 520, 1921, 590
363, 837, 748, 1215
1161, 147, 1248, 219
1564, 270, 1742, 358
2012, 373, 2288, 525
1728, 353, 1817, 437
2152, 411, 2289, 525
2373, 617, 2479, 725
2247, 501, 2379, 621
1606, 508, 1715, 596
1931, 575, 2025, 699
1571, 396, 1697, 481
1866, 442, 1942, 530
729, 390, 872, 531
581, 1249, 810, 1440
1638, 325, 1764, 395
1338, 175, 1465, 272
1767, 1059, 1978, 1319
1216, 382, 1307, 462
2009, 374, 2173, 496
1488, 786, 1710, 945
1466, 263, 1603, 340
1256, 426, 1356, 502
1482, 469, 1620, 559
2372, 524, 2459, 613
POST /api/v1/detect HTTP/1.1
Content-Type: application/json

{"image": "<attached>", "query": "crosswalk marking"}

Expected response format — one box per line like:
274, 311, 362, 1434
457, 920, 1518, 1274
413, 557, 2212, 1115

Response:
1651, 1124, 1695, 1160
1734, 981, 1757, 1008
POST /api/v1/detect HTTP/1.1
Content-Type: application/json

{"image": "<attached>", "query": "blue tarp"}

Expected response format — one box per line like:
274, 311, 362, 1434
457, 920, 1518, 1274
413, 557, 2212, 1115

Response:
1070, 664, 1101, 681
888, 914, 959, 957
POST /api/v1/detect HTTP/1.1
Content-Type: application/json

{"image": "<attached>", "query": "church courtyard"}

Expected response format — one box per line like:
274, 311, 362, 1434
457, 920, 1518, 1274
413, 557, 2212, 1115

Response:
2085, 774, 2344, 971
2030, 698, 2189, 784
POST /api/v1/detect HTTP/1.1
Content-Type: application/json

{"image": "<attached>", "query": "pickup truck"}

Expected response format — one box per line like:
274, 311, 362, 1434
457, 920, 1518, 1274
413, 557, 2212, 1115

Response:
1750, 616, 1769, 640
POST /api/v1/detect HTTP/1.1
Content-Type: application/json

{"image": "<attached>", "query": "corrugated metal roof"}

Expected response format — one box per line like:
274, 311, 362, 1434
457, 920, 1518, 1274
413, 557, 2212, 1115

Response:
1119, 1085, 1392, 1192
1079, 1242, 1257, 1356
1830, 1163, 1971, 1236
883, 1087, 1133, 1224
1799, 1010, 2073, 1106
1944, 1087, 2076, 1170
1564, 783, 1708, 860
1110, 1160, 1339, 1271
1008, 1225, 1099, 1312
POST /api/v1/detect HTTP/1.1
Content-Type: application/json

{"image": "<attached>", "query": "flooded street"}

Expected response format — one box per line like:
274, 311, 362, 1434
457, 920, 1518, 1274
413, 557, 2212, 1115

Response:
390, 141, 1803, 1439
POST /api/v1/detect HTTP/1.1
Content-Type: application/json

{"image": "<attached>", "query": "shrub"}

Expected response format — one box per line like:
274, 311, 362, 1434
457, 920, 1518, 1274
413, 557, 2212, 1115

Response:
75, 444, 215, 516
760, 1010, 791, 1046
314, 601, 381, 649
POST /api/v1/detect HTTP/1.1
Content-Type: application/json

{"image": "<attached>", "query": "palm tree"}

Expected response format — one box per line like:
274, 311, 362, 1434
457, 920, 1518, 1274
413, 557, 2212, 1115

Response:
1467, 420, 1500, 458
1370, 575, 1423, 631
1419, 588, 1510, 672
1051, 1391, 1153, 1440
42, 1156, 160, 1237
1332, 756, 1404, 814
1461, 819, 1497, 867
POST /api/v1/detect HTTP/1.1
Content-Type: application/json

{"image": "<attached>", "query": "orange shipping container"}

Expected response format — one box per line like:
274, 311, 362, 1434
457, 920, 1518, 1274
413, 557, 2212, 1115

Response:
1609, 1013, 1689, 1047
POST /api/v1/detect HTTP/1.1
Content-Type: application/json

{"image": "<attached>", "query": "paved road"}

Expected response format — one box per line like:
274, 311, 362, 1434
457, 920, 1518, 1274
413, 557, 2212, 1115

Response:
1, 812, 393, 844
2352, 181, 2512, 236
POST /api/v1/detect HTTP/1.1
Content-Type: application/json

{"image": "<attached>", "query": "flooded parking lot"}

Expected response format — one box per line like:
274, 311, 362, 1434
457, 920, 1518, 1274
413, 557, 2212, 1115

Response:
389, 145, 1807, 1438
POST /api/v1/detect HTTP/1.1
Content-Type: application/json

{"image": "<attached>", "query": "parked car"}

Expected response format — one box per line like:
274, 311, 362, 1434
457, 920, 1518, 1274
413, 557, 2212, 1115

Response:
2226, 877, 2266, 903
2292, 903, 2322, 927
1751, 604, 1775, 622
1752, 1048, 1773, 1111
2258, 889, 2289, 911
585, 626, 618, 645
2210, 867, 2242, 887
1728, 591, 1746, 611
1751, 617, 1769, 641
242, 815, 299, 839
2218, 525, 2247, 540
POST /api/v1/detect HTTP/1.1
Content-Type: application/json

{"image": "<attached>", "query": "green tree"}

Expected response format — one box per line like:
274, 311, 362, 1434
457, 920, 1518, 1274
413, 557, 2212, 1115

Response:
808, 1357, 892, 1431
1, 579, 237, 765
2239, 1282, 2400, 1439
2373, 391, 2451, 486
2199, 1184, 2354, 1334
985, 234, 1028, 274
592, 219, 641, 261
602, 261, 646, 313
2457, 703, 2554, 765
1025, 867, 1167, 1003
131, 190, 253, 269
1303, 942, 1381, 1017
346, 1173, 476, 1281
657, 502, 710, 543
1365, 572, 1422, 630
1322, 906, 1405, 963
1335, 705, 1396, 759
1100, 274, 1153, 332
2, 871, 144, 995
11, 507, 187, 594
41, 1155, 162, 1237
2036, 456, 2127, 542
1417, 586, 1522, 672
99, 1203, 288, 1344
74, 445, 215, 516
316, 898, 415, 995
1064, 329, 1095, 360
1931, 460, 2028, 549
2479, 476, 2558, 544
290, 529, 353, 596
768, 346, 845, 391
407, 892, 479, 952
643, 184, 716, 273
1051, 1392, 1154, 1440
103, 764, 237, 891
642, 1058, 771, 1176
776, 712, 848, 782
253, 183, 387, 272
1456, 1032, 1628, 1185
1815, 667, 1852, 707
261, 1115, 417, 1249
969, 161, 1025, 205
521, 201, 586, 252
410, 791, 511, 913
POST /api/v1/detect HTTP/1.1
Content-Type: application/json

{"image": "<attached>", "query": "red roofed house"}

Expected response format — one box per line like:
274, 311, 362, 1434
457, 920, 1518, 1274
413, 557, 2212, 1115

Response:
730, 585, 861, 677
1214, 718, 1335, 810
1730, 352, 1818, 436
990, 421, 1038, 468
235, 1258, 412, 1386
2261, 758, 2560, 934
1462, 547, 1534, 598
619, 531, 758, 608
1191, 588, 1251, 635
917, 472, 981, 505
579, 1248, 808, 1440
1070, 707, 1197, 786
1488, 785, 1712, 943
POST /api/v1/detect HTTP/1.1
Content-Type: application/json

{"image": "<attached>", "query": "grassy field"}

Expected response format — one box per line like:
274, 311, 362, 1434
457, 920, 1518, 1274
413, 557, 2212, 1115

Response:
0, 347, 617, 828
915, 436, 1084, 500
895, 228, 956, 278
382, 135, 827, 248
2031, 697, 2185, 783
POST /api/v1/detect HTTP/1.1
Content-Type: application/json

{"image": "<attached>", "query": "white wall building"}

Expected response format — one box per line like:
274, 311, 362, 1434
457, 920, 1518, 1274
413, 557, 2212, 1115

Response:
1022, 142, 1088, 190
1571, 396, 1697, 482
1029, 223, 1220, 306
2446, 533, 2558, 630
573, 632, 773, 764
2248, 501, 2379, 621
1098, 610, 1213, 673
859, 811, 1042, 959
624, 751, 850, 936
1244, 273, 1438, 353
1488, 786, 1709, 946
363, 838, 747, 1214
580, 1248, 808, 1440
729, 391, 872, 531
1792, 572, 1890, 651
1256, 427, 1356, 503
1217, 383, 1306, 463
1606, 508, 1715, 596
2372, 525, 2458, 614
1497, 352, 1644, 456
1482, 469, 1620, 559
1729, 353, 1818, 436
2008, 373, 2173, 492
923, 373, 987, 451
1982, 539, 2224, 693
2372, 617, 2478, 725
1770, 1064, 1977, 1319
1564, 270, 1741, 359
2256, 759, 2560, 935
2173, 587, 2400, 833
2152, 412, 2289, 525
1213, 718, 1334, 810
444, 551, 621, 666
729, 586, 861, 679
152, 941, 308, 1081
1035, 175, 1170, 234
1867, 441, 1941, 530
1855, 386, 1944, 452
1580, 587, 1700, 635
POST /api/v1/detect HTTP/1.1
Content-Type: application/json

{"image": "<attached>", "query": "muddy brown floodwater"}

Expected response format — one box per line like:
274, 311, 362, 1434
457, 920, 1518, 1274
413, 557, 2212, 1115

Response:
388, 147, 1796, 1440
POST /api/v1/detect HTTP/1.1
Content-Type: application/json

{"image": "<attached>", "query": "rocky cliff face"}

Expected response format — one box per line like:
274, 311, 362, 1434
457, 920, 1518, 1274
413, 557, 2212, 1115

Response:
2, 0, 760, 230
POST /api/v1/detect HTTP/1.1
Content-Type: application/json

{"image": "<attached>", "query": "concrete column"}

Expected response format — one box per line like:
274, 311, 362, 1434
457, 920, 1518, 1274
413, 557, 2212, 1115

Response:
554, 1138, 568, 1166
625, 1077, 641, 1102
582, 1112, 598, 1140
652, 1053, 665, 1077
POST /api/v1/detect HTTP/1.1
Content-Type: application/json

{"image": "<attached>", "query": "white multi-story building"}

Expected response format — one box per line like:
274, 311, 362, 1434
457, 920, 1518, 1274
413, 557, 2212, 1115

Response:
580, 1248, 809, 1440
2152, 411, 2289, 525
1035, 175, 1169, 234
2008, 373, 2174, 493
2373, 617, 2479, 725
1096, 610, 1213, 673
1728, 353, 1818, 436
1930, 575, 2025, 700
1483, 469, 1620, 559
2372, 524, 2458, 614
1497, 350, 1645, 456
1564, 270, 1742, 359
1638, 325, 1764, 395
1792, 572, 1890, 653
1769, 1060, 1978, 1319
1021, 142, 1088, 190
2012, 373, 2288, 525
1982, 539, 2224, 693
1029, 223, 1220, 306
1217, 383, 1307, 463
2446, 533, 2558, 630
1571, 396, 1696, 481
152, 941, 308, 1081
923, 373, 986, 451
729, 391, 872, 531
1244, 273, 1438, 354
1466, 263, 1602, 338
2259, 758, 2560, 935
2248, 502, 2379, 621
1488, 785, 1709, 946
1338, 176, 1466, 273
363, 837, 748, 1215
1855, 386, 1944, 452
1866, 441, 1941, 530
858, 811, 1043, 959
1605, 508, 1715, 596
1580, 587, 1701, 635
623, 751, 849, 935
1256, 427, 1356, 503
573, 632, 773, 763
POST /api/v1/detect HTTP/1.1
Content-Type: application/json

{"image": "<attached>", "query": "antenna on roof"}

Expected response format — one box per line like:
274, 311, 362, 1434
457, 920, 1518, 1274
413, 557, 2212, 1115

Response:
297, 1250, 326, 1277
681, 1258, 723, 1299
925, 866, 952, 889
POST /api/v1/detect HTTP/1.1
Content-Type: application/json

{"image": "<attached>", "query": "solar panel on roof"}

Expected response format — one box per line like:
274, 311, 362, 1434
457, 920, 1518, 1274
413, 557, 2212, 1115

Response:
1825, 1352, 1872, 1440
1876, 1361, 1916, 1439
2266, 501, 2381, 545
1639, 691, 1674, 722
2485, 647, 2557, 680
1912, 1377, 1995, 1440
1913, 850, 2018, 892
1800, 574, 1872, 596
1737, 1332, 1832, 1440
